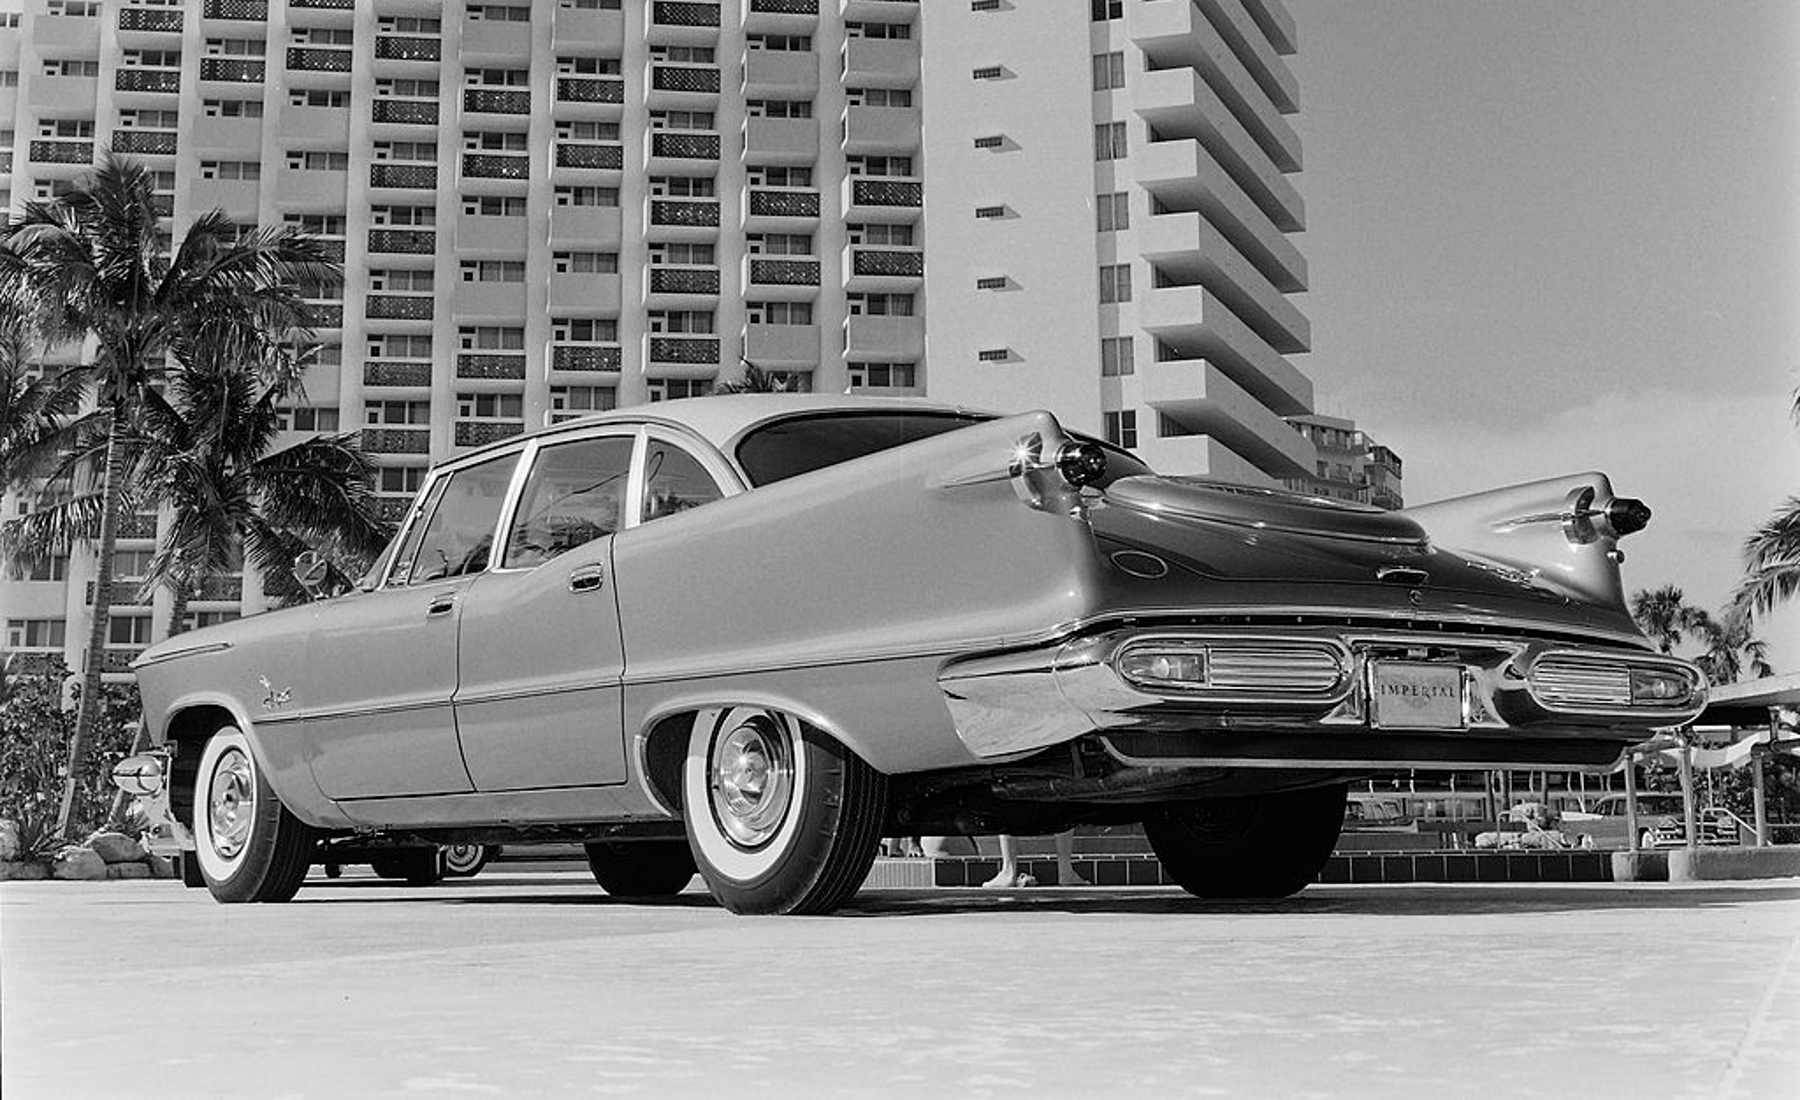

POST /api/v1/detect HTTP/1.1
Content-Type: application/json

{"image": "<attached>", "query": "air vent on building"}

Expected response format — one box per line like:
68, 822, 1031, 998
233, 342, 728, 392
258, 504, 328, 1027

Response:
978, 347, 1012, 362
971, 0, 1003, 10
974, 205, 1010, 219
971, 66, 1004, 80
973, 135, 1006, 150
975, 276, 1008, 290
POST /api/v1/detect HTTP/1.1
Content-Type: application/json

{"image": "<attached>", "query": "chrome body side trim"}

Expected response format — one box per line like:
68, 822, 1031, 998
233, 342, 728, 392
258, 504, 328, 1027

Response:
132, 640, 232, 669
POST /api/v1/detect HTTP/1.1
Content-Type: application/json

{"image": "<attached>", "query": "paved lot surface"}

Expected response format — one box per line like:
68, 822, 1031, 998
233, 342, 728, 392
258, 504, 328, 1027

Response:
4, 872, 1797, 1099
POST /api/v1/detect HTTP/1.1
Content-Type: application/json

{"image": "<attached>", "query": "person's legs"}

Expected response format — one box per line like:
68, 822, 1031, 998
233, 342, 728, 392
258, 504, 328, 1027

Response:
982, 834, 1033, 887
1054, 830, 1090, 886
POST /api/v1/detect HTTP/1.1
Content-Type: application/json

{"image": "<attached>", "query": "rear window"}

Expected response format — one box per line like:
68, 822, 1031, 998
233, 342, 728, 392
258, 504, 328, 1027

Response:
735, 411, 990, 486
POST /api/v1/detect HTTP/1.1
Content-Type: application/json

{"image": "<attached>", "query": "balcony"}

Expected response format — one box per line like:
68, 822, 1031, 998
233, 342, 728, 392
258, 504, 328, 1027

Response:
742, 187, 820, 232
279, 165, 348, 208
841, 104, 919, 155
462, 16, 532, 59
362, 427, 430, 455
648, 0, 721, 46
743, 0, 819, 34
646, 198, 720, 240
204, 0, 267, 19
28, 75, 98, 115
369, 163, 437, 190
371, 99, 439, 127
118, 513, 159, 539
374, 35, 441, 63
454, 421, 524, 447
646, 130, 721, 171
453, 281, 528, 320
464, 88, 532, 118
743, 116, 817, 166
118, 8, 184, 32
645, 264, 722, 302
555, 76, 625, 108
368, 228, 436, 254
841, 36, 918, 88
190, 117, 262, 158
461, 153, 530, 181
645, 334, 721, 369
199, 58, 267, 84
279, 105, 351, 145
84, 581, 153, 608
29, 140, 94, 167
841, 175, 921, 222
456, 212, 529, 253
286, 47, 353, 74
1132, 139, 1307, 292
842, 314, 923, 362
1132, 67, 1303, 233
548, 272, 622, 313
303, 302, 344, 329
294, 0, 357, 6
549, 344, 624, 375
741, 322, 819, 369
841, 245, 922, 290
554, 143, 625, 172
1141, 358, 1312, 479
648, 63, 721, 109
742, 46, 819, 99
189, 179, 260, 220
553, 3, 625, 51
1136, 287, 1312, 417
743, 256, 820, 299
35, 14, 102, 52
1140, 210, 1309, 353
114, 69, 182, 95
364, 295, 435, 322
839, 0, 917, 20
548, 205, 623, 247
194, 575, 245, 602
110, 131, 179, 157
455, 353, 527, 381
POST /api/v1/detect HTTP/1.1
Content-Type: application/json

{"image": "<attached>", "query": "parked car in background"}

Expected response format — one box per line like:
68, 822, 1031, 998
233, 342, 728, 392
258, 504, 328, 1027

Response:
118, 396, 1707, 914
1343, 795, 1414, 832
1560, 793, 1737, 849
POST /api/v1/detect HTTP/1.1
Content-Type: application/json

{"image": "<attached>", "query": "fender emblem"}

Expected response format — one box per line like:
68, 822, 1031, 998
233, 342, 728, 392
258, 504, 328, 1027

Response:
259, 676, 293, 711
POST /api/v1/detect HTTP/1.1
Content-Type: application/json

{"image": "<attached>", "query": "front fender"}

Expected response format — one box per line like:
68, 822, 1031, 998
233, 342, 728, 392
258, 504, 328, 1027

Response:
153, 690, 352, 831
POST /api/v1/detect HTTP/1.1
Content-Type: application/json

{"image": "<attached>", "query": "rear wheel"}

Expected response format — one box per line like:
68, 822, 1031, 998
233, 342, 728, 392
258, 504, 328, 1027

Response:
584, 840, 695, 897
682, 707, 886, 915
191, 726, 317, 904
441, 843, 492, 878
1145, 783, 1348, 899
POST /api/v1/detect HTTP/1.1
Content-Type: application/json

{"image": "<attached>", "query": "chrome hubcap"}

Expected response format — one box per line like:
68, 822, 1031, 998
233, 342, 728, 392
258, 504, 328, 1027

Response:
710, 716, 794, 849
207, 748, 255, 861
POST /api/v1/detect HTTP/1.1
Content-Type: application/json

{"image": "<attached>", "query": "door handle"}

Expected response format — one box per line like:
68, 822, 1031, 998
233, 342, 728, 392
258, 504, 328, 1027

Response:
568, 563, 606, 594
426, 593, 457, 617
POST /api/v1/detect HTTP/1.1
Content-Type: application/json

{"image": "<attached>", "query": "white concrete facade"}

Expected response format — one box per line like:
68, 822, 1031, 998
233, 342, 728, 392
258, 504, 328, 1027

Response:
0, 0, 1316, 674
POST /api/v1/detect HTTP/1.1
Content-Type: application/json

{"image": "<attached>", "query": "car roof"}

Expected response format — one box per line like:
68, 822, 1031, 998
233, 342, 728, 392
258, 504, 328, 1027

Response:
454, 394, 992, 464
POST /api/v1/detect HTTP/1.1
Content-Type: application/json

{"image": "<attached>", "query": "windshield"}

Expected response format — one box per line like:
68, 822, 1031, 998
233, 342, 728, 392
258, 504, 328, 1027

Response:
735, 410, 1151, 488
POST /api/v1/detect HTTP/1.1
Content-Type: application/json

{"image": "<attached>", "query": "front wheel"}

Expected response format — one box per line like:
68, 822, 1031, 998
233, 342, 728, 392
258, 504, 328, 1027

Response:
191, 726, 317, 903
1145, 783, 1348, 900
584, 840, 695, 897
682, 707, 886, 915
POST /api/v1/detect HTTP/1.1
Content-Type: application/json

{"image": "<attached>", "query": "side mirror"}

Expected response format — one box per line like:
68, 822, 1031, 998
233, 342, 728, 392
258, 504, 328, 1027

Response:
293, 551, 331, 598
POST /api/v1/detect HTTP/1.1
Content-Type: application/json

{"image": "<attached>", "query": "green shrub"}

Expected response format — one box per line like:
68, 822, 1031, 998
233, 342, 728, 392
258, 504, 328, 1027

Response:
0, 662, 143, 848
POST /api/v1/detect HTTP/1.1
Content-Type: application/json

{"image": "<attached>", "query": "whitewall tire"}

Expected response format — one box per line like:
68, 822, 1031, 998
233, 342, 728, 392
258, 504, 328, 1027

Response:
191, 725, 316, 903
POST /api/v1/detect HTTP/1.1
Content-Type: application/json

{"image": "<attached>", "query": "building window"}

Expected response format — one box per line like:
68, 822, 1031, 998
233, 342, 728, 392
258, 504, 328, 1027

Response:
845, 293, 914, 316
467, 5, 531, 22
1093, 52, 1125, 91
6, 618, 67, 648
1101, 336, 1134, 377
646, 311, 713, 334
1098, 264, 1132, 304
372, 141, 437, 163
552, 318, 618, 342
557, 55, 622, 75
1104, 410, 1137, 449
847, 224, 913, 247
1094, 122, 1127, 161
290, 89, 349, 108
365, 400, 431, 425
379, 466, 428, 494
847, 362, 916, 389
745, 33, 813, 51
286, 151, 349, 171
203, 99, 263, 118
744, 234, 811, 257
368, 332, 433, 356
1091, 0, 1122, 20
456, 392, 524, 420
746, 301, 812, 325
9, 556, 68, 582
553, 251, 619, 274
745, 99, 813, 119
549, 385, 617, 419
459, 326, 525, 350
459, 260, 527, 283
200, 161, 260, 181
1097, 191, 1129, 232
554, 185, 620, 207
372, 205, 435, 226
462, 195, 527, 217
276, 407, 341, 432
107, 615, 154, 647
463, 131, 527, 152
645, 378, 711, 402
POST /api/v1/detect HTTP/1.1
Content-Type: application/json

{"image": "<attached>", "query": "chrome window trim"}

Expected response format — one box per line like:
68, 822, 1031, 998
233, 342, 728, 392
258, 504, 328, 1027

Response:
488, 425, 643, 575
635, 424, 741, 525
382, 447, 524, 588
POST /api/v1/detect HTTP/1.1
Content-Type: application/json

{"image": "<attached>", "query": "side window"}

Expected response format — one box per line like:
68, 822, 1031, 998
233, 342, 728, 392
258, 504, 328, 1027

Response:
640, 438, 724, 522
504, 434, 635, 569
402, 454, 518, 584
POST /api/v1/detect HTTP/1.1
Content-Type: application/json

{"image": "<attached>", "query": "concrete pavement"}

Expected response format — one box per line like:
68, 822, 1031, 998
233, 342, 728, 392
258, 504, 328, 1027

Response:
3, 872, 1797, 1098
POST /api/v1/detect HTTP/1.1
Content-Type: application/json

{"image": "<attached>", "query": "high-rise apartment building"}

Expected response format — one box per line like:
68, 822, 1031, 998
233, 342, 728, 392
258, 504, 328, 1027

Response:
1284, 413, 1404, 510
0, 0, 1314, 677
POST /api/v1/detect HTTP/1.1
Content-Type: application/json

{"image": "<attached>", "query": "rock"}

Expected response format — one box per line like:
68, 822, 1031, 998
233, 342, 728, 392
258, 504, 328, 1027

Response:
0, 819, 19, 862
106, 861, 152, 880
85, 831, 146, 864
0, 860, 50, 881
50, 846, 108, 881
145, 853, 174, 879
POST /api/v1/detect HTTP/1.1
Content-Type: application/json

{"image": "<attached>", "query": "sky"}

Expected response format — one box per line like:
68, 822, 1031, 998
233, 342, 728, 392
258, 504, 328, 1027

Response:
1283, 0, 1800, 670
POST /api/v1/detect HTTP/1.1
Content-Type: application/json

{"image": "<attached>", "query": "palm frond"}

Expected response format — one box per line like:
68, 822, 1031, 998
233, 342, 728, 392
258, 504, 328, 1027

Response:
0, 492, 107, 564
1731, 496, 1800, 618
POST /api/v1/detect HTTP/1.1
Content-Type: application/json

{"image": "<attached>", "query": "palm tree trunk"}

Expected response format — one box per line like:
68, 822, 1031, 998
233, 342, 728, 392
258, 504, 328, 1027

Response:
167, 579, 190, 639
56, 409, 125, 837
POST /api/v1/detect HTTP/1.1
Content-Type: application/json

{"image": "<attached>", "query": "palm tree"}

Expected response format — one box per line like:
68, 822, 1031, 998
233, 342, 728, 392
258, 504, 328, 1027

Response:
712, 358, 795, 395
0, 246, 85, 487
1693, 607, 1774, 686
128, 338, 391, 636
0, 154, 336, 835
1629, 585, 1711, 655
1732, 391, 1800, 620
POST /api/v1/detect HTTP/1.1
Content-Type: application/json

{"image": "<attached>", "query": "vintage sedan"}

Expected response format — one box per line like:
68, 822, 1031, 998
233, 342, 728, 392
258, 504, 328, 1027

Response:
121, 395, 1707, 914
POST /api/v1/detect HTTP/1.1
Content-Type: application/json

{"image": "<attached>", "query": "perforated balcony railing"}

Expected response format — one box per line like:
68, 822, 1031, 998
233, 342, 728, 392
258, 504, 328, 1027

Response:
304, 303, 344, 328
750, 0, 818, 13
455, 422, 524, 447
850, 248, 923, 277
748, 189, 821, 218
314, 239, 346, 263
204, 0, 268, 19
375, 36, 440, 62
649, 131, 720, 160
848, 177, 922, 209
367, 228, 436, 253
464, 89, 532, 115
364, 361, 433, 387
651, 1, 721, 28
370, 163, 437, 189
195, 576, 245, 601
365, 294, 435, 320
552, 345, 624, 372
118, 514, 159, 538
455, 354, 527, 380
116, 70, 182, 93
30, 141, 94, 165
651, 64, 721, 94
118, 8, 183, 31
462, 154, 530, 180
648, 266, 722, 295
747, 258, 820, 286
288, 47, 352, 72
361, 428, 430, 454
292, 0, 355, 8
372, 99, 438, 125
648, 198, 720, 228
110, 131, 179, 155
200, 58, 266, 82
557, 77, 625, 104
648, 335, 720, 364
555, 143, 625, 170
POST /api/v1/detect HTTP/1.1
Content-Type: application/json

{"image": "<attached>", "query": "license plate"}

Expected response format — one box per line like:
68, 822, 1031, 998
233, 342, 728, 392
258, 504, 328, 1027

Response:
1369, 661, 1465, 729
